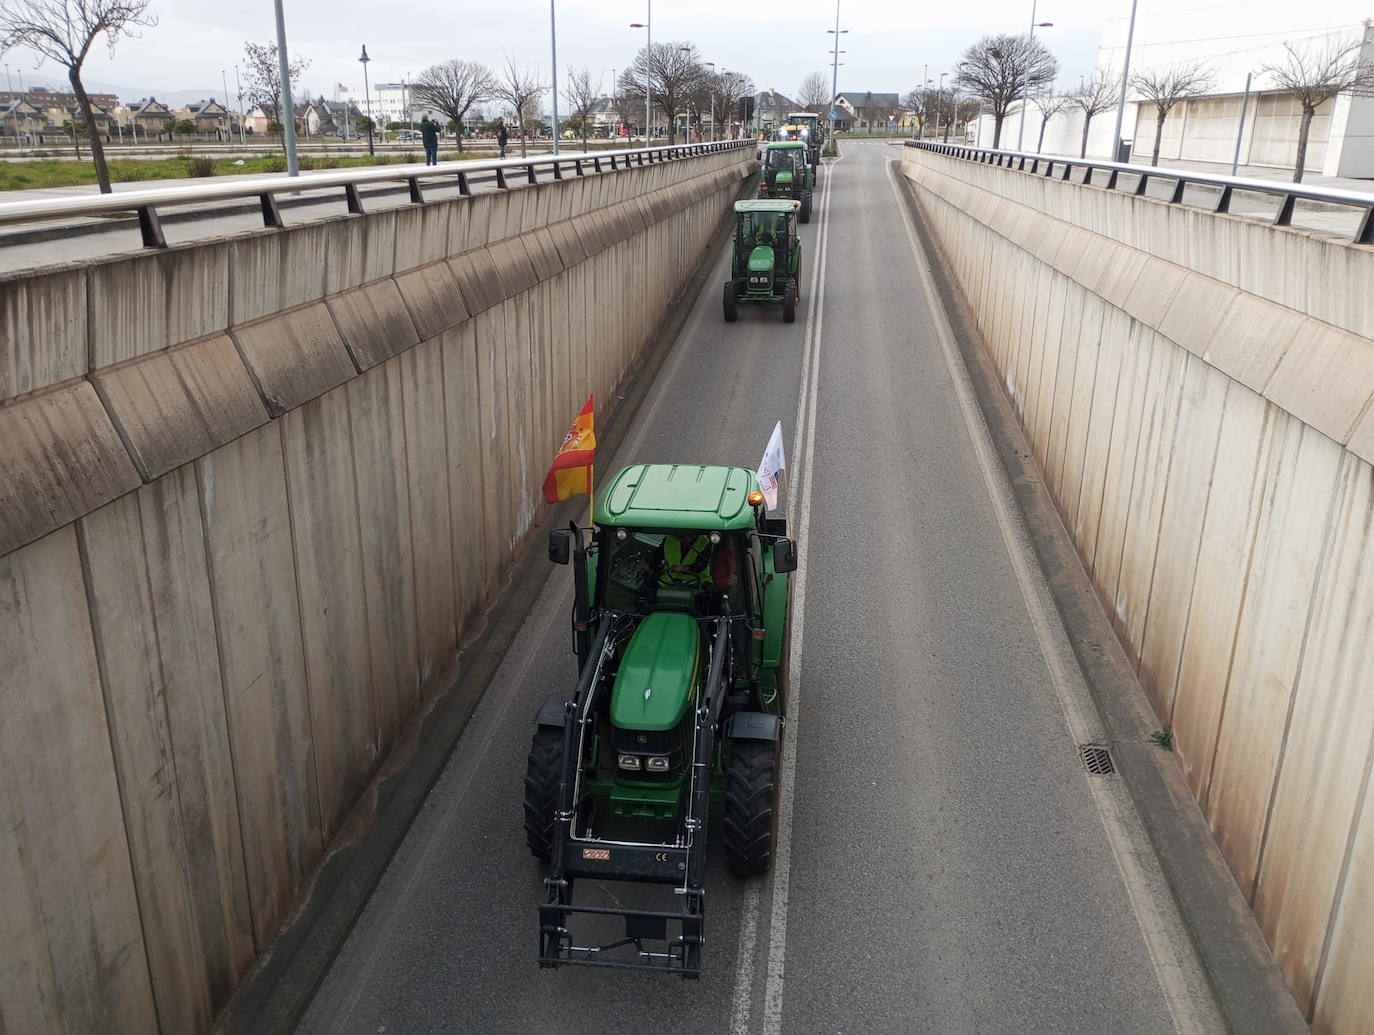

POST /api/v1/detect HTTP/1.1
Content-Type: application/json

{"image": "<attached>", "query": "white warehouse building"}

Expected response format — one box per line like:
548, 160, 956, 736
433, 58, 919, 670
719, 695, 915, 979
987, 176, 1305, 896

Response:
981, 4, 1374, 179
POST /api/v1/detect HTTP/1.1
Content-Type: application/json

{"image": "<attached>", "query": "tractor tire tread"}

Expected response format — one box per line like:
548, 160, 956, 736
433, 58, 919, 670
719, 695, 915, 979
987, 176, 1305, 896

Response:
723, 740, 778, 875
523, 727, 564, 861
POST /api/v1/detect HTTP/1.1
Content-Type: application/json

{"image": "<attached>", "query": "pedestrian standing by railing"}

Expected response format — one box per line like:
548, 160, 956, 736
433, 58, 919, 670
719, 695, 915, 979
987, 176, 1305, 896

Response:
419, 113, 439, 165
497, 119, 509, 159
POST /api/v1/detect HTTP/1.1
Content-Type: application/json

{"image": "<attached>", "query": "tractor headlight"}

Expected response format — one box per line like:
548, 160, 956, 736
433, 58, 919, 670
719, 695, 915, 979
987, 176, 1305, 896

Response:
617, 754, 642, 771
749, 274, 769, 286
646, 756, 671, 772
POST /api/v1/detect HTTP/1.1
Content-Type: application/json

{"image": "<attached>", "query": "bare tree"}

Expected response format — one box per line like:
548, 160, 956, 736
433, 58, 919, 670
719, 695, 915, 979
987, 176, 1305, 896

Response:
412, 59, 494, 147
798, 71, 829, 111
955, 33, 1057, 148
1070, 71, 1117, 158
1262, 33, 1374, 182
1031, 90, 1070, 152
625, 40, 706, 143
564, 66, 601, 149
714, 69, 753, 138
611, 76, 642, 141
243, 41, 309, 150
901, 88, 926, 136
494, 55, 546, 157
0, 0, 155, 193
1129, 61, 1216, 165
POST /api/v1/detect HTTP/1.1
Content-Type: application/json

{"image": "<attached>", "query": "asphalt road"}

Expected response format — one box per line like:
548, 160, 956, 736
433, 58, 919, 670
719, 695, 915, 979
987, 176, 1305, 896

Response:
297, 142, 1225, 1034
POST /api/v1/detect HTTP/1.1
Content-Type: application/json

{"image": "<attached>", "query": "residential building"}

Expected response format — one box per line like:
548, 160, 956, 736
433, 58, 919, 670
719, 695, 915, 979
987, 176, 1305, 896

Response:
834, 92, 901, 132
0, 97, 44, 142
244, 105, 272, 135
125, 97, 174, 136
0, 86, 119, 127
179, 99, 230, 135
302, 98, 364, 138
752, 90, 797, 136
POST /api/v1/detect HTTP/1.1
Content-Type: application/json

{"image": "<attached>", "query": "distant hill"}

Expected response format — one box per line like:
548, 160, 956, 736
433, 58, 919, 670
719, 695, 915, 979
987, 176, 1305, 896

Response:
13, 69, 227, 108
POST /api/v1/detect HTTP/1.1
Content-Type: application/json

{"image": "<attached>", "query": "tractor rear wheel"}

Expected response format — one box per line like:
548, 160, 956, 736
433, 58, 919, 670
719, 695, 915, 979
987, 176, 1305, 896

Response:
723, 283, 738, 322
723, 739, 778, 875
523, 726, 564, 861
782, 283, 797, 323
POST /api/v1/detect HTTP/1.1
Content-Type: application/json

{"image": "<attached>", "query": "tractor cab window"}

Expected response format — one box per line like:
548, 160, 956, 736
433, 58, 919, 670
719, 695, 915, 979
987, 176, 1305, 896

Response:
740, 212, 788, 248
600, 528, 745, 616
764, 148, 795, 171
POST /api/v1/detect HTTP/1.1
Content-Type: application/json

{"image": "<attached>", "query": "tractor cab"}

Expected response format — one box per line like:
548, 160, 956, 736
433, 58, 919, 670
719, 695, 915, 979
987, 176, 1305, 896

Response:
785, 112, 824, 167
528, 464, 797, 975
724, 200, 803, 323
758, 141, 814, 223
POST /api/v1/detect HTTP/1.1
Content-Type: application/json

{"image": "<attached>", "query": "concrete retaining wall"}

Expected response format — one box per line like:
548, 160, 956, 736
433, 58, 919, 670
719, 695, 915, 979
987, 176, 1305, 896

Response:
0, 146, 753, 1033
901, 144, 1374, 1034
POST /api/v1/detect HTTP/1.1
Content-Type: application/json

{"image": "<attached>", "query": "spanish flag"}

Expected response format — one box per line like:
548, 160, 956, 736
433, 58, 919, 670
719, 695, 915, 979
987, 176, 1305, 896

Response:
543, 395, 596, 503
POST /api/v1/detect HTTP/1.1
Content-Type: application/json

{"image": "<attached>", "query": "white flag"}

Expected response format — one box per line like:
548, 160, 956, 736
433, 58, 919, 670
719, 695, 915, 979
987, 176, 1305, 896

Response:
755, 421, 786, 511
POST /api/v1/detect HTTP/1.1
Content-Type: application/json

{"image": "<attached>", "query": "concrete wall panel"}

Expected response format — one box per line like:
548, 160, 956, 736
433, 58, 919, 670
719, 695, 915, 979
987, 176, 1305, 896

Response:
1254, 454, 1374, 1014
229, 225, 330, 324
439, 322, 486, 631
0, 265, 86, 399
327, 278, 421, 371
449, 248, 504, 315
395, 260, 469, 340
0, 527, 157, 1034
78, 468, 255, 1032
0, 380, 142, 556
89, 244, 230, 367
231, 302, 356, 416
197, 425, 322, 947
93, 333, 269, 481
393, 202, 453, 273
1313, 770, 1374, 1032
324, 210, 396, 294
345, 359, 420, 748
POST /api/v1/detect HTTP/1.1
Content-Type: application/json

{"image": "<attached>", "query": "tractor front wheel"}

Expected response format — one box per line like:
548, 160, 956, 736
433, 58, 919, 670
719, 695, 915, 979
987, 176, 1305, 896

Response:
523, 726, 564, 861
799, 195, 812, 223
723, 739, 779, 875
782, 283, 797, 324
723, 283, 738, 322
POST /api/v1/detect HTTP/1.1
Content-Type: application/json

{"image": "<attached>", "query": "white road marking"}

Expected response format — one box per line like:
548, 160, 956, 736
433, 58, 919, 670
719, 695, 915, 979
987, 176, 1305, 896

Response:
884, 158, 1223, 1035
726, 150, 841, 1035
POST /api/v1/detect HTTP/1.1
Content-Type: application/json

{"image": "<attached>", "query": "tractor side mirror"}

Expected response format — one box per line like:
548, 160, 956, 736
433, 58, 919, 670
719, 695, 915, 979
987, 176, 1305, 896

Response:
773, 538, 798, 574
548, 529, 571, 565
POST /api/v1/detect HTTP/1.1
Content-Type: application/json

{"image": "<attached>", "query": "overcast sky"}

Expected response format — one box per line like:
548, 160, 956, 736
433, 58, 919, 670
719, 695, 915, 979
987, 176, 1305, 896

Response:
2, 0, 1370, 108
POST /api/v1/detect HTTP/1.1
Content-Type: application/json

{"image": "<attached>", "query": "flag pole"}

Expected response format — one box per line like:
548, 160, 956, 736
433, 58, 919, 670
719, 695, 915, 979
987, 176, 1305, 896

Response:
588, 464, 595, 529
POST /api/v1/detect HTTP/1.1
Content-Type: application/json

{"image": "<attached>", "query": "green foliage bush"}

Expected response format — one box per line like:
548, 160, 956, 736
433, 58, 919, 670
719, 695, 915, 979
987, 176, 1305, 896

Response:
187, 155, 216, 177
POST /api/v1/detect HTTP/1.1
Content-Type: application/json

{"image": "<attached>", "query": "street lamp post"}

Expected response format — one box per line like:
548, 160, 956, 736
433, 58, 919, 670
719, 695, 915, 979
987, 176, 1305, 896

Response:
235, 65, 246, 145
1110, 0, 1139, 161
936, 72, 948, 139
919, 63, 927, 138
630, 1, 650, 144
1016, 0, 1054, 151
359, 45, 374, 156
827, 2, 847, 145
272, 0, 299, 175
705, 61, 715, 141
550, 0, 560, 154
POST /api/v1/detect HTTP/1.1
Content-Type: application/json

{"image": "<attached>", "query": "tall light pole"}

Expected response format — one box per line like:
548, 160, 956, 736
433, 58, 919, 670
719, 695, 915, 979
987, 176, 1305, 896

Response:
1017, 1, 1054, 151
549, 0, 560, 154
1110, 0, 1139, 160
235, 65, 246, 145
272, 0, 299, 175
359, 45, 374, 156
705, 61, 715, 141
827, 2, 847, 144
936, 72, 948, 139
630, 1, 650, 144
919, 63, 927, 138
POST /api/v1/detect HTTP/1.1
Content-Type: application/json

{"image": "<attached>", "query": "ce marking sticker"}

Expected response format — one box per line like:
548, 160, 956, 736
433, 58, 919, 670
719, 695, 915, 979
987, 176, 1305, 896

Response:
654, 852, 670, 862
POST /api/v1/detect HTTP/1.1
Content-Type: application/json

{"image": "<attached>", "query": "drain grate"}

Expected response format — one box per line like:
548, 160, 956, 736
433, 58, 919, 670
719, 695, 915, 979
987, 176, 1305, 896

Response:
1079, 744, 1116, 775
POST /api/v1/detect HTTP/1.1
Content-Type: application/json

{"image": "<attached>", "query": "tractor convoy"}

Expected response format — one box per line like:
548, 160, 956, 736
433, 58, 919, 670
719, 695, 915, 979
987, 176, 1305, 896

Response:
526, 465, 797, 975
525, 113, 824, 978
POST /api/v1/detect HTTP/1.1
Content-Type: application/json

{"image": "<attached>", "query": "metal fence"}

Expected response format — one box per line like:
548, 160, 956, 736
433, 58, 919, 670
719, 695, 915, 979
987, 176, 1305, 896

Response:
0, 140, 755, 249
904, 140, 1374, 245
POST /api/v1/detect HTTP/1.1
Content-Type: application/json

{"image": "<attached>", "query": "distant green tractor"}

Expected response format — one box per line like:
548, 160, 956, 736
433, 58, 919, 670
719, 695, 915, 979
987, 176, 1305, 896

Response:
783, 112, 824, 170
723, 199, 802, 324
527, 464, 798, 975
758, 140, 814, 223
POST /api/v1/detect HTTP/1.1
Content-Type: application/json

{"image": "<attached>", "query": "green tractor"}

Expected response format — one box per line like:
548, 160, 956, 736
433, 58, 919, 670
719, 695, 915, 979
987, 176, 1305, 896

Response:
526, 464, 797, 975
758, 140, 814, 223
723, 200, 803, 324
784, 112, 824, 170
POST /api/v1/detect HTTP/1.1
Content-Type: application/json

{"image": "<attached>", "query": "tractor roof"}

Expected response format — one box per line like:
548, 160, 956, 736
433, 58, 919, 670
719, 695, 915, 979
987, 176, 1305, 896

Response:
766, 140, 807, 150
596, 464, 760, 531
787, 112, 821, 118
734, 199, 798, 214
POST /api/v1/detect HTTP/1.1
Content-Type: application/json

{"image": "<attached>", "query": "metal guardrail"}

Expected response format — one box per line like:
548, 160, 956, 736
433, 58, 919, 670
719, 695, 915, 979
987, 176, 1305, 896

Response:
904, 139, 1374, 245
0, 140, 755, 249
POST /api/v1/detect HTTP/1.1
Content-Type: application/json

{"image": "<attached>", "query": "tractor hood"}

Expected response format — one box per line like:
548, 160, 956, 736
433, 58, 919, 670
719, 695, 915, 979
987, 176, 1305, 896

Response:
776, 170, 794, 186
611, 612, 700, 731
747, 245, 777, 274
